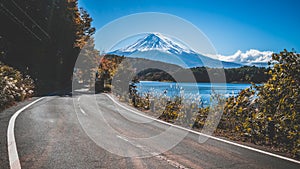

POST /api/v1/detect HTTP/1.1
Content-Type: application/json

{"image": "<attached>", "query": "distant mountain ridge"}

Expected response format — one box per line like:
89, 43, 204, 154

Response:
109, 33, 242, 68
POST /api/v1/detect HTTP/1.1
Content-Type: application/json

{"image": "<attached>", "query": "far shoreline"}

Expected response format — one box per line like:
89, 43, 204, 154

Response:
136, 80, 261, 85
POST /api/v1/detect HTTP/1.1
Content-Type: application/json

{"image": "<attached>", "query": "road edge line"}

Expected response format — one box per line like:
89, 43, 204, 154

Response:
104, 93, 300, 165
7, 97, 44, 169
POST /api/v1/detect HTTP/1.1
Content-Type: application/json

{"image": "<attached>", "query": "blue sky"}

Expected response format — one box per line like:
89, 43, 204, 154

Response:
79, 0, 300, 55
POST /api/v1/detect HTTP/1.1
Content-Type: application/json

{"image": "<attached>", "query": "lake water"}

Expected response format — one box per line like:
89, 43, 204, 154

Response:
134, 81, 255, 107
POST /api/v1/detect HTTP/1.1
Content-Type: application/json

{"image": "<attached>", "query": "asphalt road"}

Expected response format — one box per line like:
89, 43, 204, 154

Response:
1, 94, 300, 169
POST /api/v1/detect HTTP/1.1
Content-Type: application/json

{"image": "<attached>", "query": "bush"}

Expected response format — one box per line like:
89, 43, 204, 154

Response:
221, 50, 300, 158
0, 62, 34, 110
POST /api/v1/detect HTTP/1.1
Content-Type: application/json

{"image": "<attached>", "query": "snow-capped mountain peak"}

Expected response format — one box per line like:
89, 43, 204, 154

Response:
118, 33, 194, 54
109, 32, 242, 68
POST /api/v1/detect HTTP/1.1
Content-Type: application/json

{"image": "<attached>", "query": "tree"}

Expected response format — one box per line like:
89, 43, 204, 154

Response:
74, 37, 100, 88
0, 0, 95, 94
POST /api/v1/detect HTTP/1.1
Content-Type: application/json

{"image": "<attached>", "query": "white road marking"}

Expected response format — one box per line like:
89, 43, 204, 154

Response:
79, 107, 87, 116
7, 97, 44, 169
104, 93, 300, 165
136, 144, 144, 148
155, 154, 189, 169
77, 96, 87, 116
151, 152, 159, 156
116, 134, 189, 168
116, 135, 129, 142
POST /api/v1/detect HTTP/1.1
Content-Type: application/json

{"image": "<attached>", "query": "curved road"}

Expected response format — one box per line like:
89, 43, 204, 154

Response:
0, 94, 300, 169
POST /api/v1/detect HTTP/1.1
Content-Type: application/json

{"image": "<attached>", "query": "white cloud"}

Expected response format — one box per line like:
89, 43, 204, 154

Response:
216, 49, 273, 64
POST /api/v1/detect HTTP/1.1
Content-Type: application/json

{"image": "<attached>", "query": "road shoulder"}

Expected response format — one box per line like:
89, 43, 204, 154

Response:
0, 98, 40, 169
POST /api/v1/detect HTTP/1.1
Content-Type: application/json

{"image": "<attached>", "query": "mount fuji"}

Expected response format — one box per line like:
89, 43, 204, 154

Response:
109, 33, 241, 68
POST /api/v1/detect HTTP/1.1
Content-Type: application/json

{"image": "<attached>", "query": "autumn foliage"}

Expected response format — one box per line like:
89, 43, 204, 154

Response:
0, 62, 34, 110
219, 50, 300, 158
